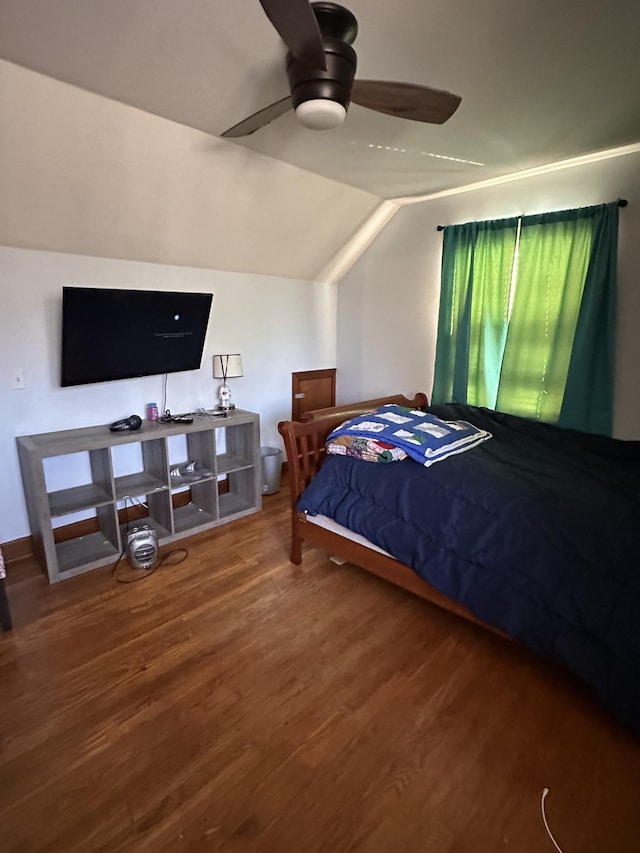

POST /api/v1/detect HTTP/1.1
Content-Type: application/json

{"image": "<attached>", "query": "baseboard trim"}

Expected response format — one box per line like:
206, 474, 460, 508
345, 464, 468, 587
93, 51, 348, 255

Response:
1, 537, 33, 564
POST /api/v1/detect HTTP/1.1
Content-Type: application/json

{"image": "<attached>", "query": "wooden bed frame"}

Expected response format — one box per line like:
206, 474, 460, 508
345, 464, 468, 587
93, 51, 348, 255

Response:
278, 393, 510, 641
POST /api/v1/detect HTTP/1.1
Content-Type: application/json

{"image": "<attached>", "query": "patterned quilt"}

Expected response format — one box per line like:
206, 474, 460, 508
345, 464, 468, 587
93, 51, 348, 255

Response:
326, 405, 492, 466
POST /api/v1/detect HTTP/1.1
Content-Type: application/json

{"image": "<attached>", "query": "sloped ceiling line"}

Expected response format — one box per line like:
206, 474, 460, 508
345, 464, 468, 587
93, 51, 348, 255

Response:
326, 143, 639, 284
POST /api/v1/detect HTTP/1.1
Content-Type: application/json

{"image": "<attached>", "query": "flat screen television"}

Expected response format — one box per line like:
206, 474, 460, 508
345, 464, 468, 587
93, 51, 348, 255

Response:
61, 286, 214, 387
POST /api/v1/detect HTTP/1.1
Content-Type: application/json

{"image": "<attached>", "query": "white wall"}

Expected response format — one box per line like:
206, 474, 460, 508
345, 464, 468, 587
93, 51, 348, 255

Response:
337, 150, 640, 439
0, 247, 336, 543
0, 60, 381, 282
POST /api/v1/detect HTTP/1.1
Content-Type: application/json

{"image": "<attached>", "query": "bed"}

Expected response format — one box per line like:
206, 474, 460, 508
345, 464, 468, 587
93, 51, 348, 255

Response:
278, 393, 640, 737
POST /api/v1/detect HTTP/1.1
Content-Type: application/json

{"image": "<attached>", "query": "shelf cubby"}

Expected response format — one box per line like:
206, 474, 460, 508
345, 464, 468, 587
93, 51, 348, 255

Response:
48, 482, 114, 517
219, 468, 258, 520
56, 533, 121, 576
172, 502, 217, 534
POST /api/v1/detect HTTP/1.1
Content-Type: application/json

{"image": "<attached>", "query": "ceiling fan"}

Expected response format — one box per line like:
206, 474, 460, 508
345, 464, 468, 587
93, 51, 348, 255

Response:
221, 0, 462, 138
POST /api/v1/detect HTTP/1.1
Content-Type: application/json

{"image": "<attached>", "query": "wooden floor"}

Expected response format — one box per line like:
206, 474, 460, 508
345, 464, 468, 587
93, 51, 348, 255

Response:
2, 483, 640, 853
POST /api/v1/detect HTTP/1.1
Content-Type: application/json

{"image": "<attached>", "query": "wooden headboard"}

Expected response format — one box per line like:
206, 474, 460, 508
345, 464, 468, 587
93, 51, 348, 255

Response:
277, 393, 429, 510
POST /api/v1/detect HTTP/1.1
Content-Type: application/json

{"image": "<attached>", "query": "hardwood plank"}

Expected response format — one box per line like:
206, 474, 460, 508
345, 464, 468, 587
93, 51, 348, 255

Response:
1, 481, 640, 852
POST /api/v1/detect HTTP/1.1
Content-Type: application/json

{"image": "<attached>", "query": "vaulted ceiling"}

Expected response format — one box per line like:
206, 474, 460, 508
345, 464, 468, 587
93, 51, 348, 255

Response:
2, 0, 640, 200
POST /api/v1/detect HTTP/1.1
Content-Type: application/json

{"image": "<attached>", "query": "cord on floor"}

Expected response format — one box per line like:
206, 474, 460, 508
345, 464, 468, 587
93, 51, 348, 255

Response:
541, 788, 566, 853
111, 547, 188, 584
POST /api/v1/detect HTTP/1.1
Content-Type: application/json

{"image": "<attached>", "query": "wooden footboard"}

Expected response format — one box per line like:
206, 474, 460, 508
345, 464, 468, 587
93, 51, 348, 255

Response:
277, 393, 510, 641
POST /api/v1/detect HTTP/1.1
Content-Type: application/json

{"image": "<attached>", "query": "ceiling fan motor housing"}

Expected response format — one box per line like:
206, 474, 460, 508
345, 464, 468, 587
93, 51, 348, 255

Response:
287, 40, 357, 111
287, 3, 359, 112
311, 2, 358, 43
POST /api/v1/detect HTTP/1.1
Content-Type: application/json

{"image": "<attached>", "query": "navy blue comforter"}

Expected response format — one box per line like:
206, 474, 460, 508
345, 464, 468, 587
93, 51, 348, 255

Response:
298, 404, 640, 736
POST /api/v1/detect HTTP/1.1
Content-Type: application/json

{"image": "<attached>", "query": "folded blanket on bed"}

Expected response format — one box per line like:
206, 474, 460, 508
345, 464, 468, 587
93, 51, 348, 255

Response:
326, 405, 491, 466
326, 434, 408, 463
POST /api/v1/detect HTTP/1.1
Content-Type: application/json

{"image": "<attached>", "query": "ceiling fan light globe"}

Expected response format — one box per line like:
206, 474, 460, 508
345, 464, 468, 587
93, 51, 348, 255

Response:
295, 99, 346, 130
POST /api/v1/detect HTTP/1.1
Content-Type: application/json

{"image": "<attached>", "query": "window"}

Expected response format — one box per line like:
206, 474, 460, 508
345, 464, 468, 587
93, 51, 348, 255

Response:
431, 203, 619, 435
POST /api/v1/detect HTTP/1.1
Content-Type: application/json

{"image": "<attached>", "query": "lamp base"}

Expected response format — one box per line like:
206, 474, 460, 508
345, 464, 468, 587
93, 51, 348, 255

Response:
218, 382, 233, 410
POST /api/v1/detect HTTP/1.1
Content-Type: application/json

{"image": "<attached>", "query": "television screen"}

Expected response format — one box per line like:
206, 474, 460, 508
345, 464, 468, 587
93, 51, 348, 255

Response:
61, 286, 214, 387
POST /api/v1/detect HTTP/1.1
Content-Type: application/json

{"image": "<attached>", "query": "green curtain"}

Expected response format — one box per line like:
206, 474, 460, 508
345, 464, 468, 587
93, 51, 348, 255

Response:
432, 218, 519, 406
557, 204, 619, 435
432, 202, 619, 435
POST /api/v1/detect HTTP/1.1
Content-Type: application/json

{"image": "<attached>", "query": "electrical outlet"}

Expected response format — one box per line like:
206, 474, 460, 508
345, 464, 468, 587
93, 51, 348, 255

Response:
12, 369, 26, 390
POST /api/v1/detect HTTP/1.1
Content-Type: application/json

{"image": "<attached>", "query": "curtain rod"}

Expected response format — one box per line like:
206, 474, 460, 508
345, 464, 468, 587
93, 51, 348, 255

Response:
435, 198, 628, 231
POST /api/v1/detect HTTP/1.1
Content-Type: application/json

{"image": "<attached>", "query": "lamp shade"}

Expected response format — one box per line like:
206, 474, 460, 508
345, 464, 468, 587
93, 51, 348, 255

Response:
213, 354, 243, 380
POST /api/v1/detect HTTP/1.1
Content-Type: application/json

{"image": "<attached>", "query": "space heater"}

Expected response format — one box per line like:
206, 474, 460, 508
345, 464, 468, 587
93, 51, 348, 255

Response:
126, 525, 159, 570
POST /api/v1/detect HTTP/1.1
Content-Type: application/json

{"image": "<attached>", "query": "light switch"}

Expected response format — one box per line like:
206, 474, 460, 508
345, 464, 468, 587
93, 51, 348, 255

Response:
12, 369, 25, 390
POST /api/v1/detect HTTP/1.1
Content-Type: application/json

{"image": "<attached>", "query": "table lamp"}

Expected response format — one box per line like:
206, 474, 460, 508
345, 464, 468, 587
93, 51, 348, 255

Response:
213, 354, 243, 410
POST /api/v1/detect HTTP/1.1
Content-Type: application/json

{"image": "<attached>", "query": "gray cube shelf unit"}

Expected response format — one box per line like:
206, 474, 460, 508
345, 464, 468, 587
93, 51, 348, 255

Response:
16, 409, 261, 584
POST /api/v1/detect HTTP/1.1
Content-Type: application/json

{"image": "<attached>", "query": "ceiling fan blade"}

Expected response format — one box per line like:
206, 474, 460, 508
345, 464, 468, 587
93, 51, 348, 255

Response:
351, 80, 462, 125
221, 95, 293, 138
258, 0, 326, 70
